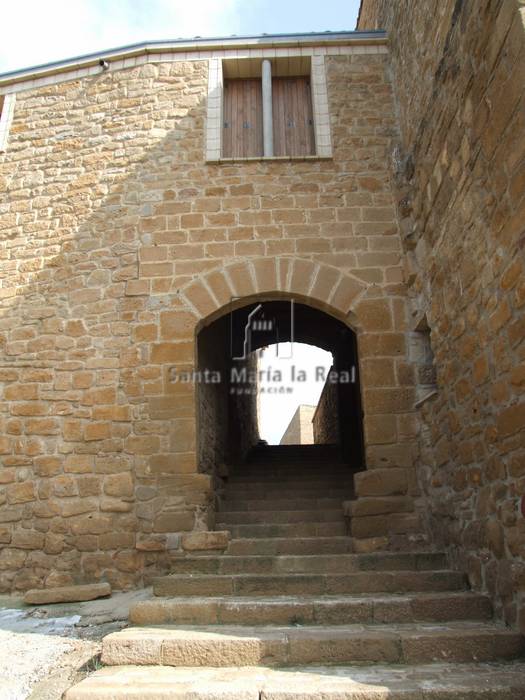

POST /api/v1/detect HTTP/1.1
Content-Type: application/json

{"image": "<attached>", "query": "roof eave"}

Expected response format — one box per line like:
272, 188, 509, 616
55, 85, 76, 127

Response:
0, 30, 387, 88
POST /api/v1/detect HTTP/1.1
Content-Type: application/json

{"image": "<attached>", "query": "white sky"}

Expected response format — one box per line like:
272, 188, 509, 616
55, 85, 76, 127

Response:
257, 343, 333, 444
0, 0, 361, 74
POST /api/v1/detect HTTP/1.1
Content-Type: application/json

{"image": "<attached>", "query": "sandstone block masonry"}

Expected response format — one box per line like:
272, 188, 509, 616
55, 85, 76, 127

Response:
358, 0, 525, 632
0, 36, 425, 592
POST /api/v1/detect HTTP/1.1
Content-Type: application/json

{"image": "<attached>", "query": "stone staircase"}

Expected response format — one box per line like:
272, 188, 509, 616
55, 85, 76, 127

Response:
67, 445, 525, 698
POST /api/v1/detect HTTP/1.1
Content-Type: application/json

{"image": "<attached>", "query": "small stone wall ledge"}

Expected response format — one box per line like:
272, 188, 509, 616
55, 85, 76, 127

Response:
206, 155, 333, 164
414, 389, 438, 410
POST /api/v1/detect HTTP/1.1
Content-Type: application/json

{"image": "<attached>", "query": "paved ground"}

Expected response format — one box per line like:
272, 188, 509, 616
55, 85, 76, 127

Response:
0, 589, 150, 700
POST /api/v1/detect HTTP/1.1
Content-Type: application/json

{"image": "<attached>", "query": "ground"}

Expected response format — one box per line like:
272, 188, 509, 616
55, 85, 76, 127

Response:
0, 589, 150, 700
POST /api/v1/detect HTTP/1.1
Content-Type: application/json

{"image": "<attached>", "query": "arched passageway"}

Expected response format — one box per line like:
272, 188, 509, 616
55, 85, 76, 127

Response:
196, 298, 365, 479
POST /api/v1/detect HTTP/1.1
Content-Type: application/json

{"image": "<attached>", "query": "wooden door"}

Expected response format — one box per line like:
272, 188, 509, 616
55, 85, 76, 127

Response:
222, 79, 263, 158
272, 77, 315, 157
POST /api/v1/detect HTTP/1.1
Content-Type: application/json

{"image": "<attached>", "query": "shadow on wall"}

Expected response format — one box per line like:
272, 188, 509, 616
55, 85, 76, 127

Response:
0, 61, 217, 592
0, 49, 417, 593
0, 57, 376, 592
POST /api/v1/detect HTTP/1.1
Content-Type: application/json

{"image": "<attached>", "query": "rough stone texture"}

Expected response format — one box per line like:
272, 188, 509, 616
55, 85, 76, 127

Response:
229, 353, 261, 463
197, 319, 259, 481
280, 405, 315, 445
100, 622, 525, 667
181, 530, 230, 552
129, 591, 492, 626
66, 442, 525, 698
358, 0, 525, 632
0, 47, 419, 591
344, 496, 414, 517
64, 663, 525, 700
23, 582, 111, 604
312, 373, 340, 444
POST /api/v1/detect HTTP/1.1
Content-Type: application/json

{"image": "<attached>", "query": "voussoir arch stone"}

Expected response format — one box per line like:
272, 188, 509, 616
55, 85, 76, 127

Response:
183, 257, 368, 332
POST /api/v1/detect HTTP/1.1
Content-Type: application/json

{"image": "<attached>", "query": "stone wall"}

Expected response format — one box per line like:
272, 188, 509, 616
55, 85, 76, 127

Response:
280, 405, 315, 445
196, 321, 259, 517
358, 0, 525, 630
313, 374, 339, 444
227, 352, 260, 463
196, 317, 230, 479
0, 46, 421, 591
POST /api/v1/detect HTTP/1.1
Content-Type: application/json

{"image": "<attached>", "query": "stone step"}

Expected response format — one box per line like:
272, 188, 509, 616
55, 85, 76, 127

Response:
350, 512, 423, 538
248, 452, 342, 460
221, 496, 344, 511
100, 622, 525, 667
239, 454, 343, 463
354, 468, 408, 497
226, 483, 351, 490
226, 536, 355, 555
223, 485, 354, 498
217, 509, 344, 525
345, 496, 415, 517
153, 570, 467, 597
227, 476, 354, 485
215, 522, 348, 538
168, 552, 447, 575
247, 444, 341, 460
231, 468, 350, 478
130, 591, 493, 626
64, 661, 525, 699
242, 463, 347, 469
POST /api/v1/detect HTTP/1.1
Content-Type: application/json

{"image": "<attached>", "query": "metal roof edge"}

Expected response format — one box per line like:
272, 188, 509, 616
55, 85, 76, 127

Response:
0, 30, 387, 88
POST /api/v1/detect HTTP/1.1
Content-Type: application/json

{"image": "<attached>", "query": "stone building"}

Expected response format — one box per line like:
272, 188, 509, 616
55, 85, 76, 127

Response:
1, 27, 413, 593
0, 1, 524, 694
280, 405, 316, 444
357, 0, 525, 634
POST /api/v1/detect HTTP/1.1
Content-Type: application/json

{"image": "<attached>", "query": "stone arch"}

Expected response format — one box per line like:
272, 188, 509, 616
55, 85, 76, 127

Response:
136, 254, 415, 549
180, 257, 369, 332
192, 269, 369, 480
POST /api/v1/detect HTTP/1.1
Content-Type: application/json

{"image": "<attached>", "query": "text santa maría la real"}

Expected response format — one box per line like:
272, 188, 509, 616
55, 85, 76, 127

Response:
169, 365, 357, 385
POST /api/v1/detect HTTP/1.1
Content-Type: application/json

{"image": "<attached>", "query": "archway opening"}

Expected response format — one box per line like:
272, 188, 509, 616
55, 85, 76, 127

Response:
257, 342, 333, 445
196, 298, 365, 479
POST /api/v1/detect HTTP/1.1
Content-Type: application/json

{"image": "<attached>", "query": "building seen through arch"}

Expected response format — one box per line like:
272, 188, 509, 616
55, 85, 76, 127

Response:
196, 299, 365, 474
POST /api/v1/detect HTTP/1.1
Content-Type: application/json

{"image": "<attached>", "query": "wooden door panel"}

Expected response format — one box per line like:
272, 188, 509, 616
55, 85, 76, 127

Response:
272, 77, 315, 157
223, 79, 263, 158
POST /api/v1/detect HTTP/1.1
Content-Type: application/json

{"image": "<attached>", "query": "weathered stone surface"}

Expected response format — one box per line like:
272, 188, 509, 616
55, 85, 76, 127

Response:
352, 536, 390, 554
6, 482, 36, 504
11, 530, 45, 549
351, 513, 422, 539
280, 406, 316, 445
181, 530, 230, 551
64, 663, 525, 700
0, 8, 521, 649
23, 582, 111, 605
0, 36, 420, 594
153, 569, 466, 598
153, 511, 195, 533
354, 469, 408, 497
344, 496, 414, 517
359, 0, 525, 630
130, 590, 491, 628
99, 622, 524, 668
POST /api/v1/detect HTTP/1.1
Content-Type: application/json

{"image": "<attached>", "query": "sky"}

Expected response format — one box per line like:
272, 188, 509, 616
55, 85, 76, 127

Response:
258, 343, 333, 444
0, 0, 361, 74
